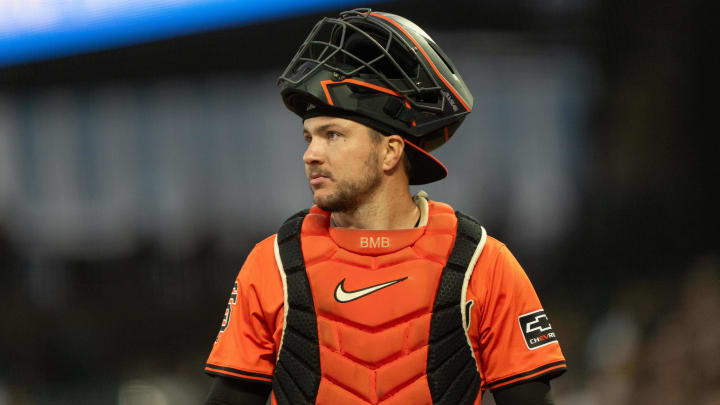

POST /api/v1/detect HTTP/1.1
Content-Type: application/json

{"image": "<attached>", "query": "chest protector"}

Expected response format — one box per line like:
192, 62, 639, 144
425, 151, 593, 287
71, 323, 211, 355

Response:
271, 200, 487, 405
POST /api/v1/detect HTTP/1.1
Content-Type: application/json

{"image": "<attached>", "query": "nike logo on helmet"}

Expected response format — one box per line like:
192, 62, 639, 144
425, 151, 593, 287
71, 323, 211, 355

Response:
334, 277, 408, 303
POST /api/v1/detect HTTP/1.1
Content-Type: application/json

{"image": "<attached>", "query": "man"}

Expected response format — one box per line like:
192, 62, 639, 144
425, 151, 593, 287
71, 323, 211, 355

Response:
204, 8, 566, 405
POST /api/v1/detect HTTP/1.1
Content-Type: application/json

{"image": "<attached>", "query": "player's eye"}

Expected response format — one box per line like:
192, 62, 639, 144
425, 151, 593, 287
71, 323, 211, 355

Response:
303, 133, 312, 144
327, 131, 341, 141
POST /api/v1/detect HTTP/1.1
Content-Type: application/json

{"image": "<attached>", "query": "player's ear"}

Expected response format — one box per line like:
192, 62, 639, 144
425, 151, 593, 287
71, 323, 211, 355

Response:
382, 135, 405, 172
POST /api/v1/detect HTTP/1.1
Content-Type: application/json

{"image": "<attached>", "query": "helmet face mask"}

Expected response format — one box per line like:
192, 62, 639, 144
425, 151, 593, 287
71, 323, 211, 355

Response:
278, 8, 473, 185
281, 11, 438, 101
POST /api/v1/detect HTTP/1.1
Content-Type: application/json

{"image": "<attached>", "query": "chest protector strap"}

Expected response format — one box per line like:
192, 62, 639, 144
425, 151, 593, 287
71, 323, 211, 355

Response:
272, 209, 485, 405
427, 211, 484, 404
272, 209, 319, 405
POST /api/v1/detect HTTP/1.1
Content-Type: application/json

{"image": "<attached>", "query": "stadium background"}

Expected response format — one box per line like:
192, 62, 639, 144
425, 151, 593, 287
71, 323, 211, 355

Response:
0, 1, 717, 404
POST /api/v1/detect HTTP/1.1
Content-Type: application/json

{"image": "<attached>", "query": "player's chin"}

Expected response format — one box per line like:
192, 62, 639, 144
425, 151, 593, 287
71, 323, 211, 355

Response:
312, 189, 337, 208
312, 189, 330, 204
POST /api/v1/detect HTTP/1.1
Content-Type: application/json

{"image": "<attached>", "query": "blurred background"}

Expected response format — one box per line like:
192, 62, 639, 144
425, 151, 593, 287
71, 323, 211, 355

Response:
0, 0, 717, 404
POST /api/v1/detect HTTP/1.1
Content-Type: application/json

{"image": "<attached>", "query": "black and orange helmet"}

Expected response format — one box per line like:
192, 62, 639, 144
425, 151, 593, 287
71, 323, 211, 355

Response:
278, 8, 473, 185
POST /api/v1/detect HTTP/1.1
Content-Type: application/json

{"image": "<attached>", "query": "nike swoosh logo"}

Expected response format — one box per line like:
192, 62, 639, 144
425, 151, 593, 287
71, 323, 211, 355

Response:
334, 277, 408, 303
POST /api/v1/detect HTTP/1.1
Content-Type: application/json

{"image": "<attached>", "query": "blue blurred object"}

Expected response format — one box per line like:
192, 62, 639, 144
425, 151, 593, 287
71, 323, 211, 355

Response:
0, 0, 383, 67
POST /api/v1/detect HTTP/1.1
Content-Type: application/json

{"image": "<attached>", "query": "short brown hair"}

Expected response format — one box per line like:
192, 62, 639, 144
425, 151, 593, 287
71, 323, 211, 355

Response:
368, 128, 412, 179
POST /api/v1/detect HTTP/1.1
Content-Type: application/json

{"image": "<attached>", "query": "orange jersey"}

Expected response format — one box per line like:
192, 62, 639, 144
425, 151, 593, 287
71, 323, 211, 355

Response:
206, 198, 565, 403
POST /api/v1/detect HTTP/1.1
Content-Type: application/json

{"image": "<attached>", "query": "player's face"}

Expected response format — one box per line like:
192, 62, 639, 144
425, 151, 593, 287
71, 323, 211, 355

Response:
302, 116, 383, 212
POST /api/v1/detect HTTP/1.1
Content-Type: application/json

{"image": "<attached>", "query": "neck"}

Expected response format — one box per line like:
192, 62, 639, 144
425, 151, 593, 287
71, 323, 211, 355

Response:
330, 182, 418, 230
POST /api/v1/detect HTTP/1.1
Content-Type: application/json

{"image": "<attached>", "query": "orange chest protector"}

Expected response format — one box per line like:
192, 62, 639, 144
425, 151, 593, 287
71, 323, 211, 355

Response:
271, 202, 486, 405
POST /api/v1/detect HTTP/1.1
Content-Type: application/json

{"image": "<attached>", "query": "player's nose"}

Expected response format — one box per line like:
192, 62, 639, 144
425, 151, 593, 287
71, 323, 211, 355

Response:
302, 139, 325, 165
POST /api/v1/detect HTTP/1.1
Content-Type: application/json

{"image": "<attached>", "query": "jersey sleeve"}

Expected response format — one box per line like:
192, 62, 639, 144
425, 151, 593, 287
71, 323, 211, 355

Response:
468, 238, 566, 391
205, 236, 284, 385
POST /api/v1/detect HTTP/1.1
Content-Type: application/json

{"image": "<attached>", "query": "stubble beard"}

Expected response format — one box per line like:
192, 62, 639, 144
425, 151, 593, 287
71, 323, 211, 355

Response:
313, 151, 382, 213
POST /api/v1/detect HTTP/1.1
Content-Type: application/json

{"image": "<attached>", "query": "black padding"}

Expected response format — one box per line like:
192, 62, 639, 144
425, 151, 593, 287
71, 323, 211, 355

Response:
426, 307, 462, 345
427, 211, 483, 405
274, 363, 312, 405
285, 309, 320, 341
281, 328, 321, 371
438, 360, 480, 405
279, 236, 305, 273
272, 377, 290, 405
455, 212, 482, 242
277, 215, 304, 243
275, 341, 320, 399
272, 209, 321, 405
285, 272, 315, 312
431, 270, 467, 310
458, 374, 482, 404
446, 237, 478, 270
427, 329, 467, 373
433, 340, 473, 383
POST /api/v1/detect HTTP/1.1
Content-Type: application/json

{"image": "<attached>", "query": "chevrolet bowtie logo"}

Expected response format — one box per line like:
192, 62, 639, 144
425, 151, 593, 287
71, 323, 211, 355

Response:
525, 314, 552, 333
518, 309, 558, 350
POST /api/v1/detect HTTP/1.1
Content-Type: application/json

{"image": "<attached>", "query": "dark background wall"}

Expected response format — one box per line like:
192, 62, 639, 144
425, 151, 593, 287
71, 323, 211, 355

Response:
1, 1, 717, 404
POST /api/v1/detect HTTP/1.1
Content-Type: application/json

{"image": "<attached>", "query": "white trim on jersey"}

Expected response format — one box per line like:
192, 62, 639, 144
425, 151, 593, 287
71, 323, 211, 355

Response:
460, 225, 487, 373
273, 235, 289, 361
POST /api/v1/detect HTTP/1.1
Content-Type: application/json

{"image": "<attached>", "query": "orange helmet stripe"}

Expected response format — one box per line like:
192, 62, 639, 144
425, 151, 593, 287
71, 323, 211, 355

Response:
370, 12, 471, 112
320, 78, 405, 106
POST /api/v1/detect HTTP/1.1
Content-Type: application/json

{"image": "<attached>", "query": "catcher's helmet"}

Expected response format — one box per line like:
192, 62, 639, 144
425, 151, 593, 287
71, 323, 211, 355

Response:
278, 8, 473, 185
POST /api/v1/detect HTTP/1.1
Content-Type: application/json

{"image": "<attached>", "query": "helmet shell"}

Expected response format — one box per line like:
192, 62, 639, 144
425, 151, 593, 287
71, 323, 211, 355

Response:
278, 8, 473, 184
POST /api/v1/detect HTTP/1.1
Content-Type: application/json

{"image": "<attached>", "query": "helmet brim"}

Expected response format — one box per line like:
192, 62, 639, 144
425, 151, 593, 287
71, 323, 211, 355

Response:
403, 138, 448, 185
